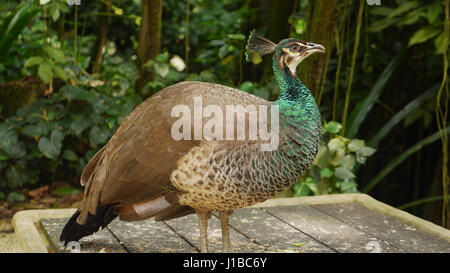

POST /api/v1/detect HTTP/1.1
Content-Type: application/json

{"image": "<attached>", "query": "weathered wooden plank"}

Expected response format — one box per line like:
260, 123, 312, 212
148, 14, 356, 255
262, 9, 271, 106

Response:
107, 218, 197, 253
226, 208, 334, 253
39, 218, 126, 253
312, 202, 450, 253
164, 214, 267, 253
264, 205, 402, 253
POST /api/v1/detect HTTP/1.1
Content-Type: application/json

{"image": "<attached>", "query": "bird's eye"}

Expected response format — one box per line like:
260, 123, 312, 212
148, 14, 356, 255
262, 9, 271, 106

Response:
289, 44, 299, 52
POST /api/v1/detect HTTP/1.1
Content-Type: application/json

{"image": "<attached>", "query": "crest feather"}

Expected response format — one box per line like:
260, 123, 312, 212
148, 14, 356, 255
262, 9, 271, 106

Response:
245, 30, 276, 62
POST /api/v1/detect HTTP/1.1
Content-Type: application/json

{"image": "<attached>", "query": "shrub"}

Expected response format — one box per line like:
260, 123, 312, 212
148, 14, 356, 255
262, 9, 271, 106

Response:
0, 85, 140, 196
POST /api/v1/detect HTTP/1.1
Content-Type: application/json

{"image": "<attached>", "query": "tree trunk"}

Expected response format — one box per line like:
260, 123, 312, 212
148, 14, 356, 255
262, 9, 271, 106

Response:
135, 0, 163, 97
0, 77, 45, 117
299, 0, 349, 98
88, 0, 111, 74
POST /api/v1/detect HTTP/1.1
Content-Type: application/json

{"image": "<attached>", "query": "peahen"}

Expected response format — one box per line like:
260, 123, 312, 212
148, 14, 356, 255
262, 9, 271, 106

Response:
60, 31, 325, 253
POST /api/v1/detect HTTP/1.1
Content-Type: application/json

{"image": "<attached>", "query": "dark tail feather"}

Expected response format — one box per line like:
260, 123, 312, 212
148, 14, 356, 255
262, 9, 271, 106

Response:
60, 205, 117, 246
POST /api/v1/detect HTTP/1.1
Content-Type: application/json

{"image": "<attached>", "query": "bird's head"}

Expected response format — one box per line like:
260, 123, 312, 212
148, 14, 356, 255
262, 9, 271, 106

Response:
246, 30, 325, 77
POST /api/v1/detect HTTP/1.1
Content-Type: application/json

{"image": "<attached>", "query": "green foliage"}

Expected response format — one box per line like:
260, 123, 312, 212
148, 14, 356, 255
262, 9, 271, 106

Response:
368, 1, 446, 54
292, 121, 376, 196
51, 186, 82, 196
0, 2, 40, 61
0, 84, 138, 193
141, 52, 186, 95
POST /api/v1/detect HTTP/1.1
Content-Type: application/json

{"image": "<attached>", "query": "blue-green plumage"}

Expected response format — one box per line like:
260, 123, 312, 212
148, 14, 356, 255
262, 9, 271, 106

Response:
242, 33, 323, 199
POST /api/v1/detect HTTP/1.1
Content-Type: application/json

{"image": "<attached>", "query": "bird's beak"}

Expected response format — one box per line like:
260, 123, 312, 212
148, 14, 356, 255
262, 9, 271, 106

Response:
305, 43, 325, 54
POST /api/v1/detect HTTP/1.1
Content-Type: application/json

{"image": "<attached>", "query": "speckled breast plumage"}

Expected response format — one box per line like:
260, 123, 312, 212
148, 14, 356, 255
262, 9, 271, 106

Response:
170, 110, 321, 211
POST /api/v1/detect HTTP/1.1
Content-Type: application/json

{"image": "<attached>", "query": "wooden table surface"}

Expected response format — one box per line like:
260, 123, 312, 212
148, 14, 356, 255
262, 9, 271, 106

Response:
40, 201, 450, 253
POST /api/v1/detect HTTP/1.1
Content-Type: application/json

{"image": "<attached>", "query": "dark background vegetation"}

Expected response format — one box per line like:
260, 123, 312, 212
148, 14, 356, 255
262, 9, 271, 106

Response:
0, 0, 449, 228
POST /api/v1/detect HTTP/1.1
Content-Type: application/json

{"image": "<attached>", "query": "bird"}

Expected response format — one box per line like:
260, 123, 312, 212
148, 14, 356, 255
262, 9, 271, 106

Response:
60, 31, 325, 253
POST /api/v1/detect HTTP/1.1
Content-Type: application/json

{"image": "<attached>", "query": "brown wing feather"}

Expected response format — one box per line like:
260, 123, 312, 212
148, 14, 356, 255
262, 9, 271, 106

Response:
77, 81, 269, 223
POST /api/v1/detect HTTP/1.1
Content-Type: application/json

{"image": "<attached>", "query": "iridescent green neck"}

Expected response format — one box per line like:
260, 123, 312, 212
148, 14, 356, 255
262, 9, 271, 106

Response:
272, 58, 320, 121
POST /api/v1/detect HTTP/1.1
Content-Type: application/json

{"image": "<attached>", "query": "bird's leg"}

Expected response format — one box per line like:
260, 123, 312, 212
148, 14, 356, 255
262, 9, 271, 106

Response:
196, 209, 212, 253
219, 210, 233, 253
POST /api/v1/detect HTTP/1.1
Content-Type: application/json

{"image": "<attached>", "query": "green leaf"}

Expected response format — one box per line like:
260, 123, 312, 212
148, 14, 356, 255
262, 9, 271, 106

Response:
408, 25, 441, 47
358, 146, 376, 157
335, 167, 356, 181
155, 53, 168, 63
239, 81, 255, 92
21, 123, 47, 137
338, 180, 358, 193
329, 148, 345, 166
306, 180, 318, 194
210, 39, 225, 46
346, 55, 401, 138
368, 85, 439, 148
227, 34, 246, 40
324, 121, 342, 134
51, 186, 81, 196
0, 123, 18, 151
320, 168, 334, 178
58, 85, 97, 102
370, 7, 395, 16
293, 182, 310, 196
367, 17, 400, 32
44, 46, 66, 63
53, 66, 69, 81
51, 8, 60, 22
348, 139, 365, 152
388, 1, 420, 18
434, 33, 445, 54
38, 61, 53, 83
70, 116, 91, 136
6, 165, 28, 188
24, 56, 43, 67
63, 149, 78, 162
251, 52, 262, 65
0, 3, 40, 61
7, 192, 25, 202
328, 137, 345, 151
0, 153, 7, 160
356, 155, 367, 164
398, 7, 426, 26
38, 129, 64, 159
218, 44, 229, 59
341, 155, 356, 170
154, 63, 169, 78
426, 3, 442, 24
89, 126, 110, 147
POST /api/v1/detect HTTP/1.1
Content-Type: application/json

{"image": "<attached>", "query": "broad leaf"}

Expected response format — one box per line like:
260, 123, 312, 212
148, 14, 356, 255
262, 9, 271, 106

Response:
408, 25, 441, 47
63, 149, 79, 162
44, 46, 66, 63
38, 129, 64, 159
38, 61, 53, 83
324, 121, 342, 134
53, 66, 69, 81
335, 167, 356, 181
348, 139, 365, 152
58, 85, 97, 102
89, 126, 110, 147
24, 56, 43, 67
